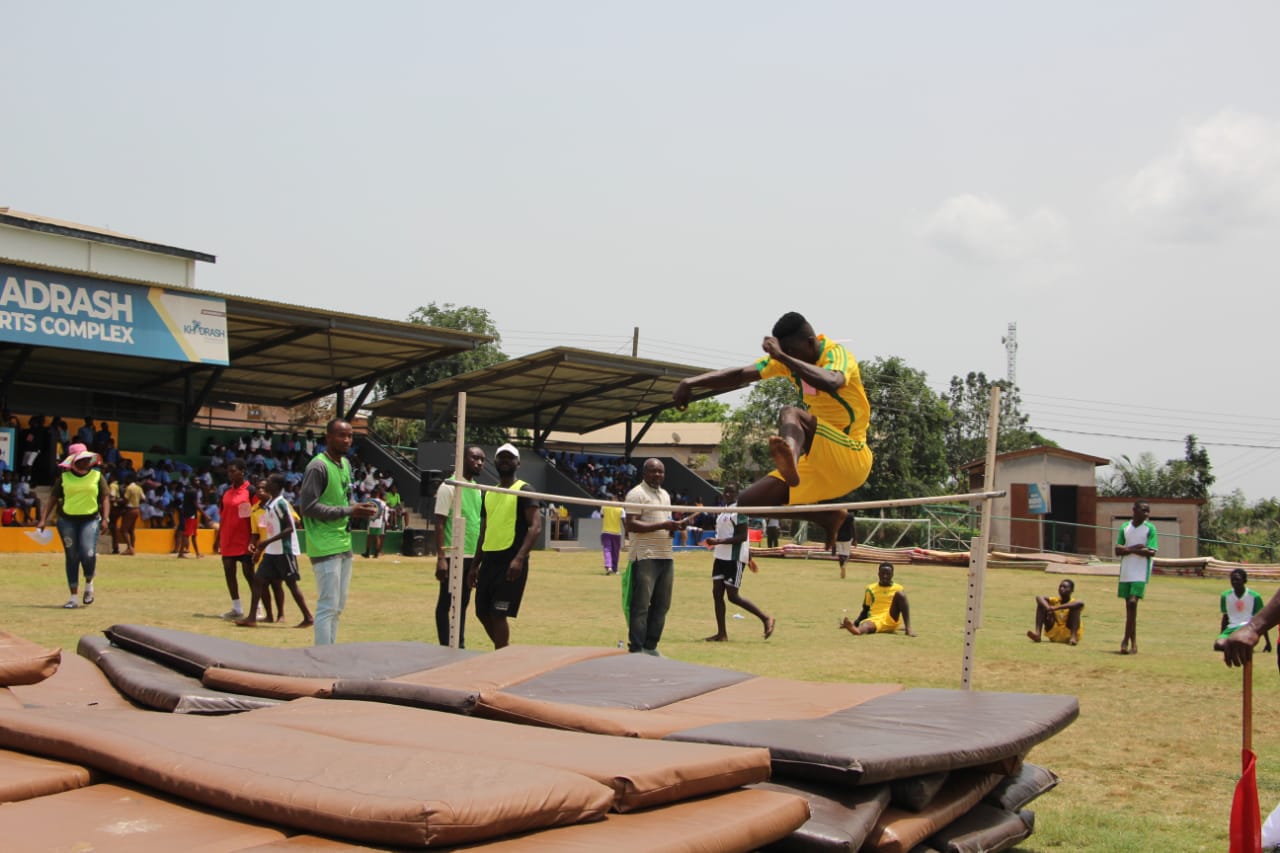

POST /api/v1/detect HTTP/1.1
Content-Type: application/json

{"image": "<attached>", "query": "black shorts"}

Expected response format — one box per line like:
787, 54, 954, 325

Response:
257, 553, 299, 584
711, 557, 746, 588
475, 547, 528, 619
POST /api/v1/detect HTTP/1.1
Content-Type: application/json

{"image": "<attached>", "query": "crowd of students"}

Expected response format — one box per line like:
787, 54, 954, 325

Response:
3, 415, 405, 541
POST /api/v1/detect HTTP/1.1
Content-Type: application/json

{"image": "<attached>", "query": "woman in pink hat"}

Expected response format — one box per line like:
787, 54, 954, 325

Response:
38, 446, 109, 608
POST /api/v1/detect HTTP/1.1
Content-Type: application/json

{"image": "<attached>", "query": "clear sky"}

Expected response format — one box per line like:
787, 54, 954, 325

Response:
6, 3, 1280, 499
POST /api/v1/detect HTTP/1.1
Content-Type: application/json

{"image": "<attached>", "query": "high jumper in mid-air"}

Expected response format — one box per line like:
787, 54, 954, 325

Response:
672, 311, 873, 547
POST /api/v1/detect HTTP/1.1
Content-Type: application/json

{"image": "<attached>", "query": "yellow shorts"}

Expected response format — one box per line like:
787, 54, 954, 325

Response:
1044, 621, 1080, 643
769, 419, 873, 505
864, 612, 900, 634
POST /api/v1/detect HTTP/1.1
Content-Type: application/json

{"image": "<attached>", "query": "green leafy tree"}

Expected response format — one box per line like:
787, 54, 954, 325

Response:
717, 378, 793, 487
944, 371, 1055, 483
372, 303, 508, 446
1099, 435, 1215, 501
658, 399, 732, 423
859, 357, 950, 503
1199, 491, 1280, 562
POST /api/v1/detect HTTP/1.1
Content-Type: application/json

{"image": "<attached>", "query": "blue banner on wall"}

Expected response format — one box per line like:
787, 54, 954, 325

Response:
1026, 482, 1051, 515
0, 263, 228, 364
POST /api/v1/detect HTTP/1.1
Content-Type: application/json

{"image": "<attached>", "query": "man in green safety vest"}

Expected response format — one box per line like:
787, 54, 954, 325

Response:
297, 418, 377, 645
469, 443, 541, 649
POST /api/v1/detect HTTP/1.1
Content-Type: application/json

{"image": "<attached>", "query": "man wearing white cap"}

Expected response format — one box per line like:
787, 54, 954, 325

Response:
470, 443, 541, 649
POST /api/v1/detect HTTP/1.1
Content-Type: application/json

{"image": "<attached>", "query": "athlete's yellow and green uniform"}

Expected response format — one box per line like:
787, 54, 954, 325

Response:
1043, 596, 1083, 643
756, 335, 873, 505
861, 581, 904, 633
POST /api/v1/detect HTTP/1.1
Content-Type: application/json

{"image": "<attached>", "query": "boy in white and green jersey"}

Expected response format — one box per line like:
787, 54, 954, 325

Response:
1220, 568, 1271, 651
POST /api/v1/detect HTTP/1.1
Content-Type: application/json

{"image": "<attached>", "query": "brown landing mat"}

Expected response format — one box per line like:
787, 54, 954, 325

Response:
862, 769, 1004, 853
0, 629, 61, 687
247, 697, 772, 812
750, 779, 891, 852
0, 782, 288, 851
443, 788, 811, 853
0, 706, 614, 847
6, 649, 136, 710
202, 667, 340, 701
0, 747, 99, 804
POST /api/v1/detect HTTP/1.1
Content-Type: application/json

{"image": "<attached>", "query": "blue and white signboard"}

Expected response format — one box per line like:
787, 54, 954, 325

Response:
0, 426, 13, 473
0, 263, 228, 365
1026, 482, 1052, 515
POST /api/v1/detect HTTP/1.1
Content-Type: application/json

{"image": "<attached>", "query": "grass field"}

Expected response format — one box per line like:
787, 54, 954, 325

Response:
2, 546, 1273, 851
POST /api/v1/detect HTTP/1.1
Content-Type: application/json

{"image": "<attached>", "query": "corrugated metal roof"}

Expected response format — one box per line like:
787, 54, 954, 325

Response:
0, 207, 215, 262
369, 346, 738, 435
0, 291, 491, 414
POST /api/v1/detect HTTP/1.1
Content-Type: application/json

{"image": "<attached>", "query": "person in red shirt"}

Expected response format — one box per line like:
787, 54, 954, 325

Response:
217, 458, 266, 620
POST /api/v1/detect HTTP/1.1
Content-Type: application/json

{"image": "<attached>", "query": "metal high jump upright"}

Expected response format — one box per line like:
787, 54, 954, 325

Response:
961, 386, 1001, 690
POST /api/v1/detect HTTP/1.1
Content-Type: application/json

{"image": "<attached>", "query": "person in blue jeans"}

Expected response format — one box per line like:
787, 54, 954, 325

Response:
38, 447, 109, 609
297, 419, 377, 645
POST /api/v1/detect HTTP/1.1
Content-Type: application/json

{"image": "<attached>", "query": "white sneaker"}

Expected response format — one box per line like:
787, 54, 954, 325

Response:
256, 604, 267, 620
221, 608, 243, 620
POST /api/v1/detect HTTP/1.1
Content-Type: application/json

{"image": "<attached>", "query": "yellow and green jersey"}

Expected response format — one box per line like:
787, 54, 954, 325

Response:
756, 335, 870, 442
863, 581, 904, 622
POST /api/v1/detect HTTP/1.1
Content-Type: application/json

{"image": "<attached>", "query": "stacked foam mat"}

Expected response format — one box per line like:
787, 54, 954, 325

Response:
0, 626, 1074, 851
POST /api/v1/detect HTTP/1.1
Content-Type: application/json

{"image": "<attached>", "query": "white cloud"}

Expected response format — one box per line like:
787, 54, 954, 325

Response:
920, 194, 1068, 264
1124, 110, 1280, 241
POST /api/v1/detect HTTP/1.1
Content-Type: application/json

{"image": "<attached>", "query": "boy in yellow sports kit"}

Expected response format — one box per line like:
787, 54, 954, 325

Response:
841, 562, 916, 637
672, 311, 873, 546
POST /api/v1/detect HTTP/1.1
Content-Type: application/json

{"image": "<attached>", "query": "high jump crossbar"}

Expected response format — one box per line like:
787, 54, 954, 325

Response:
451, 482, 1005, 516
444, 388, 1004, 692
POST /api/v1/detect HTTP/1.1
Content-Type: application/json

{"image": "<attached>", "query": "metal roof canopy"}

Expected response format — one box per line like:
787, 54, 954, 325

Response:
369, 346, 733, 449
0, 293, 492, 422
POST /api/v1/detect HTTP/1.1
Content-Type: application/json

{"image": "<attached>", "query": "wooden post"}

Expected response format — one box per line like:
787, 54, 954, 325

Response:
962, 385, 1001, 690
447, 392, 467, 649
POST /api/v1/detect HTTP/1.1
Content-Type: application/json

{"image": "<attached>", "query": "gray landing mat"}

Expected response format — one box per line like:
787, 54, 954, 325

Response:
78, 636, 280, 714
983, 762, 1058, 811
924, 804, 1034, 853
666, 688, 1078, 785
752, 779, 891, 852
104, 623, 477, 678
499, 653, 753, 709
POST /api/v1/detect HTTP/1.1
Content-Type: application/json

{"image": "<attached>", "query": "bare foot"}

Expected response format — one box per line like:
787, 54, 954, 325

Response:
296, 619, 314, 629
840, 566, 846, 579
768, 436, 800, 487
1026, 631, 1042, 643
1119, 644, 1130, 655
704, 634, 728, 642
763, 617, 776, 639
234, 619, 257, 628
1068, 637, 1078, 646
275, 615, 286, 623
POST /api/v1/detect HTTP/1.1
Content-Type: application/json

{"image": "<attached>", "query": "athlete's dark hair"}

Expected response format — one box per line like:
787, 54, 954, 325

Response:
771, 312, 809, 339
